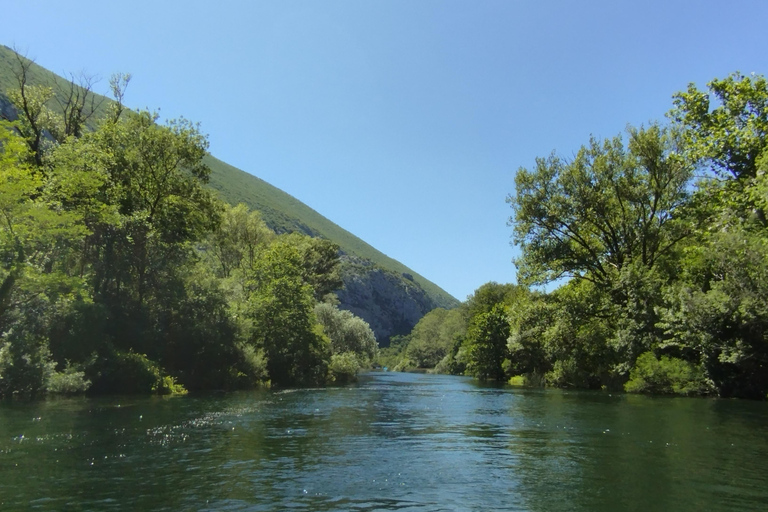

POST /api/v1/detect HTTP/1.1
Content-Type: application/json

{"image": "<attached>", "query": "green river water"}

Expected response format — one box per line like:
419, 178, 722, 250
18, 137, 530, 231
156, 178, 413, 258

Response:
1, 372, 767, 511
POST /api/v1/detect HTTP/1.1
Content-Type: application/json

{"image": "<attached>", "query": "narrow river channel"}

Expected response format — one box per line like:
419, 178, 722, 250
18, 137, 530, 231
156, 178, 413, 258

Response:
1, 372, 767, 511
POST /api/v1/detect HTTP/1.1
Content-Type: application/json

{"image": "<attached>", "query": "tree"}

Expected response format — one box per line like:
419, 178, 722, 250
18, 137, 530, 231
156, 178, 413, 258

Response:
314, 302, 377, 361
405, 307, 465, 368
53, 71, 104, 138
6, 50, 63, 165
0, 122, 88, 397
658, 73, 768, 398
670, 72, 768, 181
82, 111, 219, 312
315, 302, 377, 382
206, 203, 274, 279
246, 240, 330, 386
509, 125, 692, 287
464, 282, 524, 320
281, 233, 342, 301
465, 304, 510, 381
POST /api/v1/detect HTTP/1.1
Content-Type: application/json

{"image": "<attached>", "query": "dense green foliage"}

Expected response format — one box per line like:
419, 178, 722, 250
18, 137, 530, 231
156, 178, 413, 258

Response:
0, 63, 379, 398
315, 302, 377, 382
393, 72, 768, 399
383, 282, 521, 377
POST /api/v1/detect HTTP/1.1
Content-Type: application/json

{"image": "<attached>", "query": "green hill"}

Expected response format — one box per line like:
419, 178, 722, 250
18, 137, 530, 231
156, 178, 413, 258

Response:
0, 44, 459, 342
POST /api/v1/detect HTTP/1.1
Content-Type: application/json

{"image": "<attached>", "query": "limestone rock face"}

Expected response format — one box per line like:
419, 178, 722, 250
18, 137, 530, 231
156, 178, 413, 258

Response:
335, 256, 438, 346
0, 96, 16, 121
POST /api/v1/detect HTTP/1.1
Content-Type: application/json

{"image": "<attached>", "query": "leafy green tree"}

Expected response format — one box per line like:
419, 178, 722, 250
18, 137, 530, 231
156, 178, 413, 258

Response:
246, 239, 330, 386
281, 233, 342, 301
405, 307, 465, 369
73, 111, 220, 357
659, 230, 768, 398
0, 122, 88, 397
509, 125, 691, 287
6, 52, 63, 165
464, 304, 510, 381
464, 282, 524, 320
507, 291, 551, 380
658, 72, 768, 398
314, 302, 377, 360
624, 352, 709, 396
315, 302, 377, 382
206, 203, 274, 279
670, 72, 768, 181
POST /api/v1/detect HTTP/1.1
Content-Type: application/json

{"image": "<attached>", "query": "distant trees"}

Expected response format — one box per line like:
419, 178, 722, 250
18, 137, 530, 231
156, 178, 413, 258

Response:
384, 282, 522, 381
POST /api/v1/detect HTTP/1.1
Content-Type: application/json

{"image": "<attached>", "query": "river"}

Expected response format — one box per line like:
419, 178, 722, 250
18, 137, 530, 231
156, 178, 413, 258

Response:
1, 372, 767, 511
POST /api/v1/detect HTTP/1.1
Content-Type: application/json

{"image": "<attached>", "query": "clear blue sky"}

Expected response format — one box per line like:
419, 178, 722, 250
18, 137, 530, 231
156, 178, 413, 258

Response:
4, 1, 768, 301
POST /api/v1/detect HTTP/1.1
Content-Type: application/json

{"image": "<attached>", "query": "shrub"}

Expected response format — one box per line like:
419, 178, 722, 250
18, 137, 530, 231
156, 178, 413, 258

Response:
328, 352, 362, 384
0, 337, 56, 399
624, 351, 711, 396
89, 350, 181, 395
47, 364, 91, 395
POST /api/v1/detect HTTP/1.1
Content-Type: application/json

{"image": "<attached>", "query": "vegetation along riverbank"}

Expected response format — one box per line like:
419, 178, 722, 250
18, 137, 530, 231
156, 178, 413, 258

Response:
0, 51, 379, 397
387, 72, 768, 400
1, 45, 767, 400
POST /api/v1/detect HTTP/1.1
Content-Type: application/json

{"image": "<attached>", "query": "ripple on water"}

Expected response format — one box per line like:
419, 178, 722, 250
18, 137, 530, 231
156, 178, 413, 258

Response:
2, 375, 768, 511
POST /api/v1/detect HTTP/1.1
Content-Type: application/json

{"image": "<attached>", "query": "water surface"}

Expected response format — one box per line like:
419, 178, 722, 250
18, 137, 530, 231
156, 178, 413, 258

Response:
2, 372, 767, 511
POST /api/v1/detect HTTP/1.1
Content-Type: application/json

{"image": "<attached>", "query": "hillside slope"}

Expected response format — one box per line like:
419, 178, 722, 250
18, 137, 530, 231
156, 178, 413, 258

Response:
0, 44, 459, 343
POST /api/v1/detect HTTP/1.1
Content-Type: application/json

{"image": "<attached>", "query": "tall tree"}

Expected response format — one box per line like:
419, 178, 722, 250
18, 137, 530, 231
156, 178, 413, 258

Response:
509, 125, 692, 287
464, 304, 510, 381
246, 239, 330, 386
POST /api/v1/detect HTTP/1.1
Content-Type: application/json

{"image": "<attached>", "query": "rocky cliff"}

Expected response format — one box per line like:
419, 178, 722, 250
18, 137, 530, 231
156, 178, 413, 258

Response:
335, 256, 439, 346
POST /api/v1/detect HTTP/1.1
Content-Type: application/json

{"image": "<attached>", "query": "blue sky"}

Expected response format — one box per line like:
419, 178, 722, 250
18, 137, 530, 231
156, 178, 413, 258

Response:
4, 1, 768, 301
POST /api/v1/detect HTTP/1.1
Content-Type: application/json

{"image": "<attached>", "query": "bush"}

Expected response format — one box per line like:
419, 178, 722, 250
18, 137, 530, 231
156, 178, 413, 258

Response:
624, 352, 711, 396
0, 337, 56, 399
89, 350, 184, 395
47, 364, 90, 395
328, 352, 362, 384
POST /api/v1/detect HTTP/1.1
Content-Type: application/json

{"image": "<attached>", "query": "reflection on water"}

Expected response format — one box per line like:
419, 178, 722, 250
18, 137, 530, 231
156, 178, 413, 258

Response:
1, 372, 768, 511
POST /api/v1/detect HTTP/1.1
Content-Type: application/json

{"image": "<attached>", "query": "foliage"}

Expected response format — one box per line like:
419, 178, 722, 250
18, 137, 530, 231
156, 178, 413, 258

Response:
499, 71, 768, 399
376, 334, 410, 370
328, 352, 363, 384
281, 233, 343, 300
246, 239, 330, 386
464, 304, 510, 381
509, 125, 691, 287
86, 350, 161, 395
660, 231, 768, 398
46, 363, 91, 395
624, 352, 710, 396
315, 302, 377, 361
464, 282, 524, 320
669, 72, 768, 181
0, 337, 55, 398
405, 307, 465, 369
206, 203, 274, 279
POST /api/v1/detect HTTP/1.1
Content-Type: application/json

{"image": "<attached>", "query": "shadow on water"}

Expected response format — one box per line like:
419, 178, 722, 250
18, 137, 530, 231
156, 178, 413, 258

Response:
2, 373, 768, 511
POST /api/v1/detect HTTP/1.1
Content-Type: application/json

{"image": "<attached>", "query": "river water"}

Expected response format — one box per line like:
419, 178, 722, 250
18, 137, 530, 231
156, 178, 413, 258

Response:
1, 372, 767, 511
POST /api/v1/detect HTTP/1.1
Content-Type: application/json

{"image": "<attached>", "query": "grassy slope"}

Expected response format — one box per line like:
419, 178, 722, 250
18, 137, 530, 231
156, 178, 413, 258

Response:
0, 44, 458, 309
